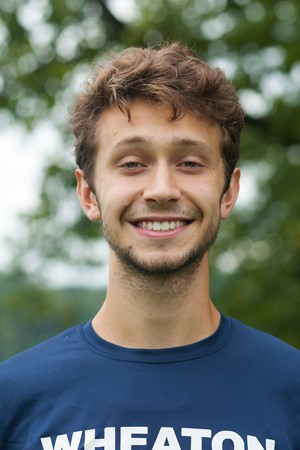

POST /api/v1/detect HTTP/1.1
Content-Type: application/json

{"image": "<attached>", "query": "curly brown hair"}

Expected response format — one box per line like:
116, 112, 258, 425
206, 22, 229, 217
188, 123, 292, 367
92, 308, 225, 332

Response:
70, 42, 244, 192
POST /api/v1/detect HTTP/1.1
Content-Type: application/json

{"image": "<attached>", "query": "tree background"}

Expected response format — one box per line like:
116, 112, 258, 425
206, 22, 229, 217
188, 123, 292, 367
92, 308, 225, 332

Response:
0, 0, 299, 360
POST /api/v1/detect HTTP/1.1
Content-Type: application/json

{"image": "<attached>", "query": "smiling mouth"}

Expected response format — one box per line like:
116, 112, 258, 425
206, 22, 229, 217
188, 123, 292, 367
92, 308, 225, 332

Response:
134, 220, 191, 232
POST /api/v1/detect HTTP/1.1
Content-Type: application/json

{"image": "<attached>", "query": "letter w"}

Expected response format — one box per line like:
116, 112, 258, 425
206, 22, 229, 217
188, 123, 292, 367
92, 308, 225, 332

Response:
41, 431, 82, 450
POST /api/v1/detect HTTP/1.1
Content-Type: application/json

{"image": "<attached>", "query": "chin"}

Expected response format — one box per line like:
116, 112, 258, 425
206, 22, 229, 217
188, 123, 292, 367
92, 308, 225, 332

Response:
115, 248, 207, 276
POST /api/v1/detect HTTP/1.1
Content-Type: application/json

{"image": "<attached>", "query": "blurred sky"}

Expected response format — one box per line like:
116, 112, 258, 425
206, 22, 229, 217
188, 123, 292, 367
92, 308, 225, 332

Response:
0, 120, 60, 266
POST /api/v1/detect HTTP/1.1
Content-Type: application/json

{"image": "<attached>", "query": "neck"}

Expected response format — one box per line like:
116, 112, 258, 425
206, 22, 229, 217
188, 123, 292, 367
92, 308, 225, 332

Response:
92, 252, 220, 349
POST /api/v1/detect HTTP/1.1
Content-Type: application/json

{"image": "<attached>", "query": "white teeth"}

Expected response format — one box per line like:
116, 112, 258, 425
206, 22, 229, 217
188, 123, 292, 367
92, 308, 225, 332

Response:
138, 221, 187, 231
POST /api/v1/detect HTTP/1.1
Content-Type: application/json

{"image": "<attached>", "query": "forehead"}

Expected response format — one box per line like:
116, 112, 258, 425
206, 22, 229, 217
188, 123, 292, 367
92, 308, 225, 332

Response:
95, 100, 221, 157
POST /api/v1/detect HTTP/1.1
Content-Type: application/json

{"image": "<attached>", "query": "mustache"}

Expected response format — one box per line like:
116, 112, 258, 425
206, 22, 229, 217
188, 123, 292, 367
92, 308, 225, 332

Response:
121, 205, 203, 222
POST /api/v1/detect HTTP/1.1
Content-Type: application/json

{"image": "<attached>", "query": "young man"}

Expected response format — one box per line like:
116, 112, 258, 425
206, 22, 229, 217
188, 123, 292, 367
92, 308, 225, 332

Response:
0, 43, 299, 449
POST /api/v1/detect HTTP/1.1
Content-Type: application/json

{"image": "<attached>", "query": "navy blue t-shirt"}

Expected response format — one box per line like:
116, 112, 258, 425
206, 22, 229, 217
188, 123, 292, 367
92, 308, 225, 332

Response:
0, 315, 299, 449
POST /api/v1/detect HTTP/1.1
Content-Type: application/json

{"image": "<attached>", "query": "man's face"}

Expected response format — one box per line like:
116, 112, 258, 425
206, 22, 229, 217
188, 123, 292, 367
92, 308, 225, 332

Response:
77, 100, 239, 275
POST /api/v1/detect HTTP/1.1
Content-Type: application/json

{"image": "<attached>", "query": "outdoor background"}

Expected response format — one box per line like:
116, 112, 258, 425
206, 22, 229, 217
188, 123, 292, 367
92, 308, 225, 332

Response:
0, 0, 299, 361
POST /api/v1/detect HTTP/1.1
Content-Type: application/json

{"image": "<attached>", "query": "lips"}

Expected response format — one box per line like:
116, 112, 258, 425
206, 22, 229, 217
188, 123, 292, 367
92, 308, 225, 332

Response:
134, 220, 190, 231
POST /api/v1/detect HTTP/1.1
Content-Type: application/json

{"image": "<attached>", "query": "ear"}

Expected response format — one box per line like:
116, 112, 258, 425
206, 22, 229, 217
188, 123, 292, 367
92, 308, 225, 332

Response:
220, 168, 240, 220
75, 169, 101, 222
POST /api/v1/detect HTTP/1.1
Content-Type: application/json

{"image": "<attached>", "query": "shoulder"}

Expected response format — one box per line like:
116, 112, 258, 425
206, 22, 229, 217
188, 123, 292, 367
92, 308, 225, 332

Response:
230, 317, 299, 352
229, 317, 300, 374
0, 325, 83, 390
227, 318, 300, 420
0, 324, 93, 433
0, 324, 89, 445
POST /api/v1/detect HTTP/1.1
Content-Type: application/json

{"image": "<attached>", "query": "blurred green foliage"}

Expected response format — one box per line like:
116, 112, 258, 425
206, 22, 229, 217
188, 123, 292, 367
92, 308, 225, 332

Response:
0, 0, 299, 359
0, 272, 105, 360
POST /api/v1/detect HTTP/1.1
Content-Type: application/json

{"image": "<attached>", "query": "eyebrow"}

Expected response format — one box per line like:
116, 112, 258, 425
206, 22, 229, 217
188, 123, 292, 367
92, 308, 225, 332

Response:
113, 136, 212, 152
113, 136, 148, 149
173, 138, 212, 151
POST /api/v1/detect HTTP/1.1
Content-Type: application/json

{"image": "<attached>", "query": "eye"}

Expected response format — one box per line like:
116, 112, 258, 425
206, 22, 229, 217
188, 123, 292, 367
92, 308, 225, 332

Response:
118, 159, 146, 173
181, 161, 200, 168
178, 160, 203, 170
123, 161, 143, 169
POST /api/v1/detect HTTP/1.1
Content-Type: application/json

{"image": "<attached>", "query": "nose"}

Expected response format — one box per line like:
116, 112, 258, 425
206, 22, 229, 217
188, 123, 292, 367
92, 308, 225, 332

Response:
143, 162, 181, 204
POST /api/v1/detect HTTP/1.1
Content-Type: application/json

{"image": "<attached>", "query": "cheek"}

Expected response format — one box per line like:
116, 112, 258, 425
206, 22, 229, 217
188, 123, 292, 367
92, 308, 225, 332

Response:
99, 184, 137, 215
190, 181, 222, 209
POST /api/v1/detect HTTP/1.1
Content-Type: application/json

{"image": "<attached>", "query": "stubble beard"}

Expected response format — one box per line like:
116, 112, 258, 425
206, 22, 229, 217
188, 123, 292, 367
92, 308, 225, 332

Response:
101, 210, 221, 284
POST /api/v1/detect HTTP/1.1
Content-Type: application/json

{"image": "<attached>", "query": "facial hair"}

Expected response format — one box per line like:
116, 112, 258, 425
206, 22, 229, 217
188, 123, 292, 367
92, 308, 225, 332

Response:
99, 202, 221, 279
